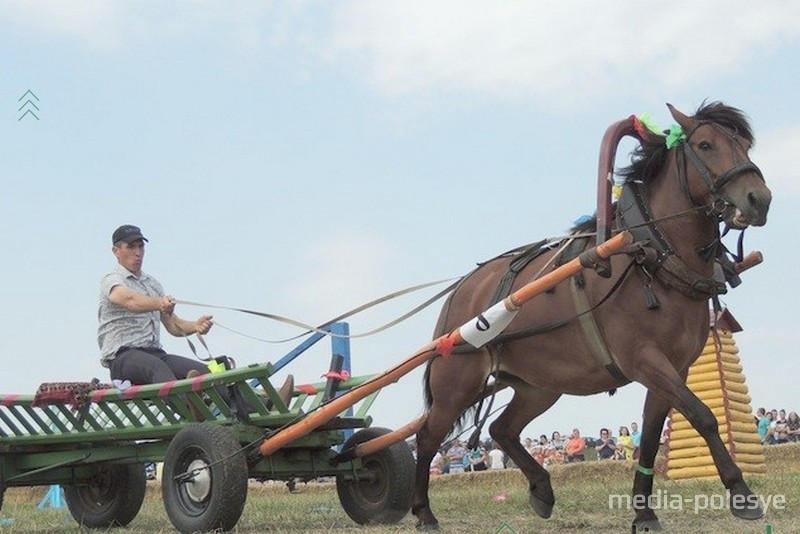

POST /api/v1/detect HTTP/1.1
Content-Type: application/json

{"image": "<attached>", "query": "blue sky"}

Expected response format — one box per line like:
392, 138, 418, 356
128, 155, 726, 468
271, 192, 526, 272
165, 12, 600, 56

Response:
2, 1, 798, 442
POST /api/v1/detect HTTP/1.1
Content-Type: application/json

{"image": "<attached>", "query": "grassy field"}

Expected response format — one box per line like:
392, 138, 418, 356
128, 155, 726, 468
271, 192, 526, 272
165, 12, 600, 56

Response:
1, 443, 798, 533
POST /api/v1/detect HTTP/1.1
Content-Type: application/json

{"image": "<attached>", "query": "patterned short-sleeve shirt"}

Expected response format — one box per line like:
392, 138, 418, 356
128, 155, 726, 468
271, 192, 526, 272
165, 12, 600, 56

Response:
97, 263, 165, 366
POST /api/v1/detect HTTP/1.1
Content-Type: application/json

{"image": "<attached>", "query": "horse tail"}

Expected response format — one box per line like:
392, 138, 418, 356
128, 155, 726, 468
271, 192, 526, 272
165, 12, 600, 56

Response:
422, 355, 485, 440
423, 359, 434, 410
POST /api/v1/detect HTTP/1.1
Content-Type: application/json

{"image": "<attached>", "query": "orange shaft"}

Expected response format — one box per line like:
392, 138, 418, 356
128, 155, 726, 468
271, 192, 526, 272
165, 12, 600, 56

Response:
507, 230, 632, 308
259, 342, 438, 456
354, 415, 427, 458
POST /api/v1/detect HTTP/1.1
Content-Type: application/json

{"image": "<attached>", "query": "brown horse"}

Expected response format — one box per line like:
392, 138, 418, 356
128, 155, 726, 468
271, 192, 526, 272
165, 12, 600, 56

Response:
412, 102, 772, 531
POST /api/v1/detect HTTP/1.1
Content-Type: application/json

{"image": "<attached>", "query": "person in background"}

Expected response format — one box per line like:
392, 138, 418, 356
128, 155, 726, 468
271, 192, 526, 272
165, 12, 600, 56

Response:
595, 428, 616, 460
786, 411, 800, 443
446, 440, 467, 474
467, 445, 488, 472
630, 421, 641, 460
771, 409, 789, 444
616, 426, 634, 460
488, 442, 506, 469
547, 431, 566, 465
565, 428, 586, 463
756, 408, 771, 444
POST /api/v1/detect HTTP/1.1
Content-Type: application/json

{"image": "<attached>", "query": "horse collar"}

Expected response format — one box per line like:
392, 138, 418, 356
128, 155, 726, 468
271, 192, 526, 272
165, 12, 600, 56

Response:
617, 182, 725, 301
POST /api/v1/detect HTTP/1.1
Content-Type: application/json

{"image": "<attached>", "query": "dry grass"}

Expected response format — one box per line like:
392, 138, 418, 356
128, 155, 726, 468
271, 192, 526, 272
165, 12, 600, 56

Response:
2, 443, 798, 533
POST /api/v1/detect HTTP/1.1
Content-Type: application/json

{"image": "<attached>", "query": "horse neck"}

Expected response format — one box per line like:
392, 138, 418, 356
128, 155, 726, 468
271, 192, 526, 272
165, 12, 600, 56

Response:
645, 156, 718, 276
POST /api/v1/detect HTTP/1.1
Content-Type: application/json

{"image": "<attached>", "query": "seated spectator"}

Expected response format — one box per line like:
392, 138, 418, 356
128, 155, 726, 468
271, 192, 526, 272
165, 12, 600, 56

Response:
548, 431, 566, 466
595, 428, 616, 460
787, 411, 800, 443
532, 434, 550, 466
488, 443, 505, 469
467, 446, 488, 472
447, 440, 468, 474
771, 409, 789, 444
616, 426, 634, 460
565, 428, 586, 462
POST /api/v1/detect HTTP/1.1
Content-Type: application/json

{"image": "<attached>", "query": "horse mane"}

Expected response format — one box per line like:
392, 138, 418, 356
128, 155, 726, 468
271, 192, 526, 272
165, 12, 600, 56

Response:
618, 101, 755, 186
568, 101, 754, 235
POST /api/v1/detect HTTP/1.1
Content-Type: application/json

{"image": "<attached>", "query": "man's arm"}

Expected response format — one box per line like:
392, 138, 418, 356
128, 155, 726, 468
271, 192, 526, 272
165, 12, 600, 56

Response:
109, 285, 174, 314
161, 311, 213, 338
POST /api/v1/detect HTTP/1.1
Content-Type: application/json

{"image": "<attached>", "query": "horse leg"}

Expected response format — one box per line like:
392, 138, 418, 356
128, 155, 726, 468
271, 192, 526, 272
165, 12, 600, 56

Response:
632, 348, 763, 521
489, 385, 561, 519
630, 389, 672, 532
412, 355, 489, 530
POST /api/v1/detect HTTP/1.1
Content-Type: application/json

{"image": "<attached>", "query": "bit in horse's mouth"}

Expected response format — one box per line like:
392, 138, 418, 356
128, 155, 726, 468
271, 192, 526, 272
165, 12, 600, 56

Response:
731, 209, 750, 229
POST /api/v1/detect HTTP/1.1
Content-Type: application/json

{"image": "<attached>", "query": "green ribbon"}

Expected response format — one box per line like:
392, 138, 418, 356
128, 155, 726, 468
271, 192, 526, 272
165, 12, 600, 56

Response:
637, 112, 663, 135
665, 124, 686, 149
637, 465, 654, 476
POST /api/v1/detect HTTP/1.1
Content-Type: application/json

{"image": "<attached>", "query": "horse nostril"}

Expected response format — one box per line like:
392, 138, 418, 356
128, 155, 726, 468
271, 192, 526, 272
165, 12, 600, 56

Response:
747, 192, 759, 208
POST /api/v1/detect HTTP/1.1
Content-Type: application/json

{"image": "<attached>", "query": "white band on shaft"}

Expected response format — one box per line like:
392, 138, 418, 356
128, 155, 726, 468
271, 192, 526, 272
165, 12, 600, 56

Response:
460, 301, 518, 348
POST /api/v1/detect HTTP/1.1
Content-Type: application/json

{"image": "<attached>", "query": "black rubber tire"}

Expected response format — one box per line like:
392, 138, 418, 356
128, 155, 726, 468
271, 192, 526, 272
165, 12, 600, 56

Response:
64, 462, 147, 528
162, 423, 248, 534
336, 426, 415, 525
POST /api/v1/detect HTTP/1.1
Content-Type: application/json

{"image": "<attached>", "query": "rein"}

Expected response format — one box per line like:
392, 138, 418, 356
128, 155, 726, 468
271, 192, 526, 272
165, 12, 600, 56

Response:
174, 277, 461, 359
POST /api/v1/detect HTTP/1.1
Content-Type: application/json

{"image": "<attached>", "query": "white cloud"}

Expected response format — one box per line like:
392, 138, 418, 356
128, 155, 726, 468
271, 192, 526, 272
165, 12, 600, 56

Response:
0, 0, 294, 51
0, 0, 124, 47
323, 1, 800, 108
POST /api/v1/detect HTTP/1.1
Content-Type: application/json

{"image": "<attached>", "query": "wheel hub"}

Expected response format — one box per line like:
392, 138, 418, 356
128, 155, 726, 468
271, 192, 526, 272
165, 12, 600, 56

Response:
184, 459, 211, 503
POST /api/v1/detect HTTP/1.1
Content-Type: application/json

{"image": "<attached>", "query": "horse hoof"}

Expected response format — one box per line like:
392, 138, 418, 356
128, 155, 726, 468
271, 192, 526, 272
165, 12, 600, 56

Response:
415, 520, 440, 531
729, 483, 764, 520
632, 518, 663, 532
529, 493, 554, 519
731, 502, 763, 520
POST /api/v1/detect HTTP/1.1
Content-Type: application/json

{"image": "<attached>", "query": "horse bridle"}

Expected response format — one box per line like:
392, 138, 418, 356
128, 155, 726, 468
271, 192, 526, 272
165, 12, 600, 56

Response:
678, 121, 765, 218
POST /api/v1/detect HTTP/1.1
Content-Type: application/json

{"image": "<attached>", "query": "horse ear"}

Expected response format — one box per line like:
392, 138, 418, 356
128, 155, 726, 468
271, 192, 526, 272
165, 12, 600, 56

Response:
666, 103, 693, 130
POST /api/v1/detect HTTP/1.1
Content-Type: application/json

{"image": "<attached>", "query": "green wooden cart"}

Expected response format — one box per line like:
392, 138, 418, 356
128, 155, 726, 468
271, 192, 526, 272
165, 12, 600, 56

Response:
0, 351, 415, 532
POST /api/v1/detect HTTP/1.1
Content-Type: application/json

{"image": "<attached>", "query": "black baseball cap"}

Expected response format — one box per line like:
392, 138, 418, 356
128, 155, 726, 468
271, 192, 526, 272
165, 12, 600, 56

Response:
112, 225, 148, 245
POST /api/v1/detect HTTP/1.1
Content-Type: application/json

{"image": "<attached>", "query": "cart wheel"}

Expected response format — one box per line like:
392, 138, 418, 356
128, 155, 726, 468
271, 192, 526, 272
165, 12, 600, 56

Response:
336, 426, 415, 524
64, 462, 146, 528
162, 423, 248, 534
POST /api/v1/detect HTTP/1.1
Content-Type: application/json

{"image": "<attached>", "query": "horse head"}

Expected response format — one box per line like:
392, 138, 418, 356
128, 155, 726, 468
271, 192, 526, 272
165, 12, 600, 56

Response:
667, 103, 772, 228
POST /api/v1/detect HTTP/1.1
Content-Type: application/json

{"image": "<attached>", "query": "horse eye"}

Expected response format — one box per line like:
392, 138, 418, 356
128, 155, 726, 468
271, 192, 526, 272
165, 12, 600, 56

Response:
698, 141, 713, 151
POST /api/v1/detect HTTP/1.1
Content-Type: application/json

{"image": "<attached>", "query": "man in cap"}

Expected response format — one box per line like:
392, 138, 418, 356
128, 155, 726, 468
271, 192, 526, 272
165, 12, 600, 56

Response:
97, 224, 214, 385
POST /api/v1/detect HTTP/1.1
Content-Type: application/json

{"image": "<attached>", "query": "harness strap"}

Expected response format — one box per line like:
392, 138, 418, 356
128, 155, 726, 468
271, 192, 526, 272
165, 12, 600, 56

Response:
618, 182, 724, 301
570, 275, 630, 384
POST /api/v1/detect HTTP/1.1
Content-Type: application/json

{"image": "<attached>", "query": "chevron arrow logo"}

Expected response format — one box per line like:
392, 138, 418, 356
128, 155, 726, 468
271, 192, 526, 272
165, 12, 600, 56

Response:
18, 90, 40, 121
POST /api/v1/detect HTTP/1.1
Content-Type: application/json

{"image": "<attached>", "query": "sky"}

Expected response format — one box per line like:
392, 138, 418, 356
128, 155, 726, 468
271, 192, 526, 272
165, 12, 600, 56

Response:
1, 1, 798, 444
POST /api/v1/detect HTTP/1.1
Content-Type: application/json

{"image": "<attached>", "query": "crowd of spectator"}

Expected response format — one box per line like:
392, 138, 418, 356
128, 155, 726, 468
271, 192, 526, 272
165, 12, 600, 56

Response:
756, 407, 800, 445
423, 421, 644, 474
419, 407, 798, 475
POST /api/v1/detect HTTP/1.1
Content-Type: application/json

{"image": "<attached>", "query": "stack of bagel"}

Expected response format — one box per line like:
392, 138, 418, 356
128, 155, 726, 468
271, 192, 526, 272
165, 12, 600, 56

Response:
665, 311, 766, 480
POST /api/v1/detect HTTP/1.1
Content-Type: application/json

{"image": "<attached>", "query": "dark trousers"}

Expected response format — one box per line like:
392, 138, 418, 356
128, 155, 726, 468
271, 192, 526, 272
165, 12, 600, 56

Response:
109, 347, 208, 385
